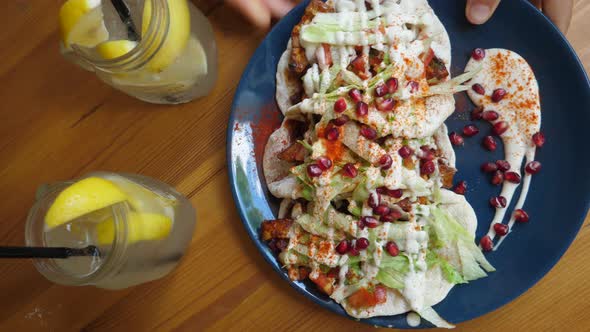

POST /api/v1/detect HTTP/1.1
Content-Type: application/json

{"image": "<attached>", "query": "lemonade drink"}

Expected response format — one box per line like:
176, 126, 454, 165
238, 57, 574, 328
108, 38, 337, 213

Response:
59, 0, 217, 104
26, 172, 196, 289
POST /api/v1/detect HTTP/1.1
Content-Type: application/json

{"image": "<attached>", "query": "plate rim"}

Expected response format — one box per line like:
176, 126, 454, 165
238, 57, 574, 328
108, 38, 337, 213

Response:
226, 0, 590, 328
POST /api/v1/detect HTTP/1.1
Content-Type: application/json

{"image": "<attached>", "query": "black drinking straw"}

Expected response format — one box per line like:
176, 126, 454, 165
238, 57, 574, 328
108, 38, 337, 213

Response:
110, 0, 140, 41
0, 245, 100, 259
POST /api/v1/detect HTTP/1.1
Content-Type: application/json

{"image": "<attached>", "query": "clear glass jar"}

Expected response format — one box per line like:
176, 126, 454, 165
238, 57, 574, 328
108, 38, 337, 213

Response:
25, 172, 196, 289
62, 0, 217, 104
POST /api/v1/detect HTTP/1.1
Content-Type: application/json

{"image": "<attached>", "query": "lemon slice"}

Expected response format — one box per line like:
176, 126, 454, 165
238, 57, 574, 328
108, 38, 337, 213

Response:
142, 0, 191, 72
96, 40, 138, 59
99, 174, 177, 215
45, 177, 128, 228
96, 212, 173, 245
59, 0, 109, 49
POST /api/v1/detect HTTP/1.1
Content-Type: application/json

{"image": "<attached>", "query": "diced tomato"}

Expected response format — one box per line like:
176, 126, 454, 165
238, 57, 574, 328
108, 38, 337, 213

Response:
322, 44, 333, 67
349, 55, 370, 80
327, 267, 340, 279
346, 285, 388, 309
310, 272, 335, 295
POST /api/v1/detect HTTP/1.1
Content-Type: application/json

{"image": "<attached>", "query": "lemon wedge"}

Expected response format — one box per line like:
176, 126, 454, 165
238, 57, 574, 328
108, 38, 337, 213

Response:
142, 0, 191, 72
59, 0, 109, 49
96, 212, 173, 245
45, 177, 128, 228
96, 40, 138, 59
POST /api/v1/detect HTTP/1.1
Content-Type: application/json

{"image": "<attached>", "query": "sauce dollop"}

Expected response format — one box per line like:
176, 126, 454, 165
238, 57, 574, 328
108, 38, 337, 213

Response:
465, 49, 541, 249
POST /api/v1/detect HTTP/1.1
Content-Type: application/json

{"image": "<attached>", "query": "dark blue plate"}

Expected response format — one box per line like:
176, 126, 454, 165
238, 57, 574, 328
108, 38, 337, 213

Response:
227, 0, 590, 328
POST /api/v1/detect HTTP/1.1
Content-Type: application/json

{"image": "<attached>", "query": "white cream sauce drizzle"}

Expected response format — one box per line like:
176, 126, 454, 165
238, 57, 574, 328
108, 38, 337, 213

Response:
466, 49, 541, 250
406, 311, 421, 327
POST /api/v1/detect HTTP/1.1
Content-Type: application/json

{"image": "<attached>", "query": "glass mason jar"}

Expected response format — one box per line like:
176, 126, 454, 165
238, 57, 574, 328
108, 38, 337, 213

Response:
25, 172, 196, 289
61, 0, 217, 104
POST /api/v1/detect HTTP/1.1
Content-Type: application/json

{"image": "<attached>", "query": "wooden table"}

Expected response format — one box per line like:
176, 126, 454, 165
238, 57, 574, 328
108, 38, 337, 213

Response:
1, 1, 588, 331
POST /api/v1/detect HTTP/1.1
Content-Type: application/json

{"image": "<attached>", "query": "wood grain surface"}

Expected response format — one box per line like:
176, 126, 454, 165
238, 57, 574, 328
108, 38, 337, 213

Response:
0, 1, 588, 331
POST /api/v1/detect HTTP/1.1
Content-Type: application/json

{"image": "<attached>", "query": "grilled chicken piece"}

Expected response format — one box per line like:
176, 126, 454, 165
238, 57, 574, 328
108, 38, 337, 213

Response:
261, 218, 293, 241
438, 163, 457, 189
278, 142, 307, 162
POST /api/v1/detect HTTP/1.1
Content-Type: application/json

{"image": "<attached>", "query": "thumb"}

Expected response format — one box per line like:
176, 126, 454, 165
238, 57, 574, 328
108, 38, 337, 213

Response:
466, 0, 501, 25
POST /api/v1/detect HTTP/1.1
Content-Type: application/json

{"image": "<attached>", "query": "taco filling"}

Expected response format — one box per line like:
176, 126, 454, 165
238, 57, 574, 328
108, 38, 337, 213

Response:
262, 0, 493, 328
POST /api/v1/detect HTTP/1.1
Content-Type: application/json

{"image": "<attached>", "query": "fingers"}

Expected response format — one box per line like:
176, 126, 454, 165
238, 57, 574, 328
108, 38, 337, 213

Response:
542, 0, 574, 33
226, 0, 271, 29
465, 0, 502, 25
262, 0, 296, 18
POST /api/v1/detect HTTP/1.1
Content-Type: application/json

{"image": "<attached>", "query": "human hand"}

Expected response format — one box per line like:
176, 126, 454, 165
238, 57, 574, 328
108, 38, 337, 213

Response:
466, 0, 574, 33
226, 0, 296, 29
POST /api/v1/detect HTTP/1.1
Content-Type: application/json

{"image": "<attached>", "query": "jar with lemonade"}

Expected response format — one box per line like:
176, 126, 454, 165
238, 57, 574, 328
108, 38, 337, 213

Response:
59, 0, 217, 104
25, 172, 196, 289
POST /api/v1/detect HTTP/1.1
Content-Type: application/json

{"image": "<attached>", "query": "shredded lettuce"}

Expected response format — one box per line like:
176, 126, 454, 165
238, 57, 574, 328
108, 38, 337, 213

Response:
376, 254, 409, 289
426, 251, 466, 284
429, 206, 495, 282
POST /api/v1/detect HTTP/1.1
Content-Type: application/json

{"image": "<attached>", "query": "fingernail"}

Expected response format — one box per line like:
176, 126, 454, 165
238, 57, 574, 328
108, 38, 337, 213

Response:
469, 4, 492, 24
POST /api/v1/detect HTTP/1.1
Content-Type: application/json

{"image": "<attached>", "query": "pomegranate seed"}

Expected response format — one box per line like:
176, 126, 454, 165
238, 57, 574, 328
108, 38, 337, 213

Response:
325, 127, 340, 141
504, 171, 521, 184
368, 193, 380, 208
398, 146, 413, 158
481, 162, 498, 173
385, 241, 399, 256
408, 81, 419, 93
449, 132, 464, 146
495, 160, 511, 171
420, 160, 436, 175
525, 161, 542, 174
480, 235, 493, 252
491, 88, 507, 102
532, 132, 545, 148
378, 187, 403, 198
307, 164, 323, 177
454, 180, 467, 195
334, 98, 347, 113
489, 196, 507, 208
379, 154, 393, 170
386, 77, 399, 93
472, 83, 485, 95
360, 125, 377, 140
471, 106, 483, 120
514, 209, 529, 223
361, 216, 379, 228
493, 121, 509, 136
336, 240, 349, 254
494, 223, 509, 236
463, 124, 480, 137
356, 101, 369, 116
472, 48, 486, 60
317, 157, 332, 171
482, 110, 499, 122
332, 115, 349, 126
348, 246, 360, 256
382, 209, 402, 222
418, 146, 435, 161
374, 84, 388, 97
389, 189, 403, 198
483, 136, 497, 151
373, 204, 391, 216
355, 237, 369, 250
342, 163, 358, 178
375, 97, 395, 111
389, 209, 402, 220
349, 88, 362, 103
491, 170, 504, 185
